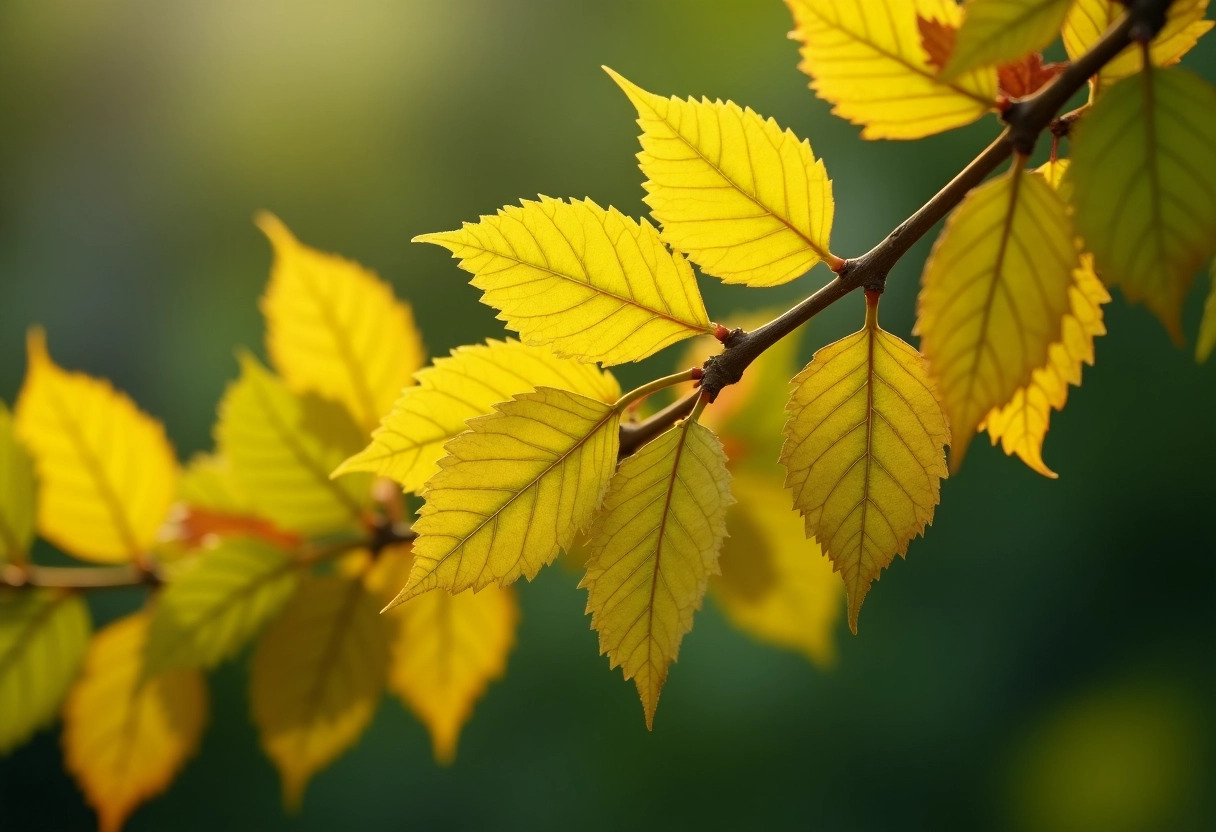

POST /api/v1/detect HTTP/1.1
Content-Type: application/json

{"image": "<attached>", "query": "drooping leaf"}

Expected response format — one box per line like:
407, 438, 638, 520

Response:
711, 470, 841, 666
416, 198, 713, 364
0, 589, 90, 753
257, 213, 426, 432
368, 546, 518, 764
942, 0, 1075, 80
395, 387, 621, 605
1197, 263, 1216, 362
785, 0, 998, 139
916, 167, 1077, 470
1063, 0, 1213, 92
62, 613, 207, 832
782, 294, 949, 633
580, 415, 733, 729
0, 403, 35, 565
1068, 66, 1216, 341
216, 353, 372, 535
250, 575, 389, 810
14, 329, 179, 563
145, 539, 299, 674
606, 68, 839, 286
335, 339, 620, 494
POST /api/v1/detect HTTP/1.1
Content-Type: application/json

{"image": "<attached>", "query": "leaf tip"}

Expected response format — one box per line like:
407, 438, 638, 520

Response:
254, 211, 293, 248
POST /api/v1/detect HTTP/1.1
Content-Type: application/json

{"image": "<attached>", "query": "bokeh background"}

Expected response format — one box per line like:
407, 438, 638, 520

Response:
1, 1, 1214, 830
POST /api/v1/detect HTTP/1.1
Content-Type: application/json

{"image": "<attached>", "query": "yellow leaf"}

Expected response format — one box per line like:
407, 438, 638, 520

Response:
916, 166, 1077, 470
0, 403, 35, 565
178, 452, 253, 515
368, 546, 518, 764
15, 329, 179, 564
0, 589, 90, 753
216, 353, 372, 535
782, 294, 949, 633
942, 0, 1075, 80
250, 575, 388, 810
145, 539, 299, 674
785, 0, 998, 140
395, 387, 621, 605
606, 68, 840, 287
335, 339, 620, 494
580, 414, 733, 729
1197, 263, 1216, 362
1068, 66, 1216, 341
416, 197, 713, 364
258, 213, 426, 432
711, 470, 842, 667
1063, 0, 1213, 92
63, 613, 207, 832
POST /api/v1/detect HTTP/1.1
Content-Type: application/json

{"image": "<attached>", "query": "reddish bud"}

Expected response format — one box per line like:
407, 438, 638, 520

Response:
713, 324, 731, 342
690, 367, 704, 381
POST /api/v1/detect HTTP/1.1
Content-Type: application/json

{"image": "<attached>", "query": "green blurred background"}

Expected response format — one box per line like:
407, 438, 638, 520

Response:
1, 1, 1213, 829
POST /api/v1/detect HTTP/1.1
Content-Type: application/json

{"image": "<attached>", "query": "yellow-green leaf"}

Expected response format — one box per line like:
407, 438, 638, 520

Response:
1063, 0, 1213, 93
606, 68, 839, 286
368, 546, 518, 764
178, 452, 253, 515
916, 167, 1077, 470
1197, 263, 1216, 362
580, 415, 733, 729
216, 353, 371, 535
711, 470, 841, 667
335, 339, 620, 494
15, 329, 179, 564
785, 0, 998, 139
0, 589, 90, 753
782, 295, 949, 633
63, 613, 207, 832
145, 539, 299, 674
258, 213, 426, 432
0, 403, 35, 565
942, 0, 1075, 80
1069, 66, 1216, 341
395, 387, 621, 605
250, 575, 389, 810
416, 197, 712, 364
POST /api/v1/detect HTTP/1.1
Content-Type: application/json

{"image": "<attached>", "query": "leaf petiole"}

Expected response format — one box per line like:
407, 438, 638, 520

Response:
614, 369, 699, 412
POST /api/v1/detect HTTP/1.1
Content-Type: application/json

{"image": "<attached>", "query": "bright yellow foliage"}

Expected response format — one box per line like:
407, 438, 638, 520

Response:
258, 213, 426, 432
1069, 66, 1216, 342
416, 197, 713, 364
1197, 263, 1216, 362
216, 353, 371, 535
335, 339, 620, 494
785, 0, 998, 139
0, 403, 35, 564
606, 68, 839, 286
15, 329, 179, 563
943, 0, 1075, 80
782, 296, 949, 633
0, 590, 90, 753
250, 575, 389, 809
581, 416, 733, 729
711, 471, 841, 666
1063, 0, 1213, 92
63, 613, 207, 832
369, 546, 518, 763
396, 387, 621, 605
916, 167, 1077, 470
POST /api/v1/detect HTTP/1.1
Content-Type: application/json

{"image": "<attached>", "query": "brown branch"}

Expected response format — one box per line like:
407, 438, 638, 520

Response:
619, 391, 700, 457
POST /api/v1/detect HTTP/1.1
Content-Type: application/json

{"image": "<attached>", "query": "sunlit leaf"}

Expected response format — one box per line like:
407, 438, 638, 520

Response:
416, 197, 713, 364
15, 329, 179, 563
785, 0, 997, 139
395, 387, 621, 605
258, 213, 426, 432
335, 339, 620, 494
0, 403, 35, 565
606, 68, 839, 286
0, 589, 90, 753
916, 167, 1077, 469
1068, 66, 1216, 341
1197, 263, 1216, 362
942, 0, 1074, 80
782, 294, 949, 633
63, 613, 207, 832
368, 546, 518, 764
250, 575, 388, 810
581, 415, 733, 729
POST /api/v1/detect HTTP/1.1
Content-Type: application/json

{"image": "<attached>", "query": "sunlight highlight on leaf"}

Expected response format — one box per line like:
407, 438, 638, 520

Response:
0, 403, 35, 565
942, 0, 1075, 81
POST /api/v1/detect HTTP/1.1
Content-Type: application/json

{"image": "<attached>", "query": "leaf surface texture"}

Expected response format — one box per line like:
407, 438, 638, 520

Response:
943, 0, 1075, 79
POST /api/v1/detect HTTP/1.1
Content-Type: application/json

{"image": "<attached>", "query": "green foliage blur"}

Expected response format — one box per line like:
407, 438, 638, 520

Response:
1, 1, 1213, 829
